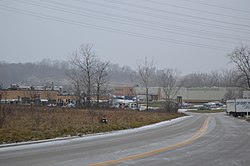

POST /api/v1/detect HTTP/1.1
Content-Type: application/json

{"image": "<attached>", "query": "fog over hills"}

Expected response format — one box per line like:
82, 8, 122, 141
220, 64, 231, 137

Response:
0, 59, 236, 89
0, 60, 134, 88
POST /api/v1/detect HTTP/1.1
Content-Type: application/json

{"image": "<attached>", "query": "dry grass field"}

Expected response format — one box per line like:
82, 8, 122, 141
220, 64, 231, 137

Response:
0, 104, 185, 144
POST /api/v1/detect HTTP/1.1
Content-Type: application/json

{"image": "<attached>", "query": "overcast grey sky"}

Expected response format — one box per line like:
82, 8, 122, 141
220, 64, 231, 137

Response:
1, 0, 250, 74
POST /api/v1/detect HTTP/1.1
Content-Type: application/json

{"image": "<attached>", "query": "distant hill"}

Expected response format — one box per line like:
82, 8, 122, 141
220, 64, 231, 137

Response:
0, 59, 235, 89
0, 60, 133, 89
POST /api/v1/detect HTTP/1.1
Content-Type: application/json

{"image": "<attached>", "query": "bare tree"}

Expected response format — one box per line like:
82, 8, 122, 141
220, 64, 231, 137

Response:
182, 71, 227, 88
158, 69, 179, 100
182, 73, 207, 88
107, 64, 134, 84
209, 71, 221, 87
70, 44, 97, 107
228, 45, 250, 90
157, 69, 181, 111
66, 67, 85, 107
221, 69, 237, 87
68, 44, 111, 108
137, 57, 155, 110
224, 88, 243, 100
94, 61, 110, 107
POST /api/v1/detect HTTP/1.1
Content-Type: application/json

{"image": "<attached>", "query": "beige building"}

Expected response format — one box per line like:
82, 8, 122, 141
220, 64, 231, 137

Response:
135, 87, 240, 103
0, 89, 76, 104
112, 85, 135, 97
175, 87, 233, 103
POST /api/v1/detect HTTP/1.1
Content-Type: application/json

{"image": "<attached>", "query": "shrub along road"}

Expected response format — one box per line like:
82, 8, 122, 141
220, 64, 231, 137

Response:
0, 112, 250, 166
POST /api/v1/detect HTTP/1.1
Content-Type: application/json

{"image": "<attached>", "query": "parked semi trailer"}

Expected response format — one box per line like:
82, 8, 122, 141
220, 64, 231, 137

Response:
226, 99, 250, 117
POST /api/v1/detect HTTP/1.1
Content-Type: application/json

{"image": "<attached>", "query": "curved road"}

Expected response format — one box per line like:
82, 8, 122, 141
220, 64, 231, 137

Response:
0, 112, 250, 166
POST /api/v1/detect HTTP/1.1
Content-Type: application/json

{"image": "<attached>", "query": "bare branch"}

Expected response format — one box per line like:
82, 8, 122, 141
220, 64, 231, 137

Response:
137, 57, 155, 110
228, 45, 250, 90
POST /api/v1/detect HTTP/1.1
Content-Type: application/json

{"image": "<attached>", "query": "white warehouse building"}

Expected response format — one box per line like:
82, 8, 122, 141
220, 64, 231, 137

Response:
135, 87, 241, 103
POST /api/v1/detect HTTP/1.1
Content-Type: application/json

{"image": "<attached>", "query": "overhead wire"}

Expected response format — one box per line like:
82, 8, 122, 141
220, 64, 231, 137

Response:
76, 0, 250, 34
38, 0, 250, 40
1, 0, 250, 50
182, 0, 250, 14
95, 0, 250, 29
142, 0, 250, 21
0, 4, 231, 51
15, 0, 249, 44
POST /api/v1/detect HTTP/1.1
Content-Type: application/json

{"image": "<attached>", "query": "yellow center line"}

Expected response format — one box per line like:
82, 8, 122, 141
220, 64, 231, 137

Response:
89, 117, 210, 166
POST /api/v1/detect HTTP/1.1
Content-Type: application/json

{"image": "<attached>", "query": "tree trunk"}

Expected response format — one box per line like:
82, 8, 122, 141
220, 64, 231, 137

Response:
146, 86, 149, 110
96, 85, 100, 107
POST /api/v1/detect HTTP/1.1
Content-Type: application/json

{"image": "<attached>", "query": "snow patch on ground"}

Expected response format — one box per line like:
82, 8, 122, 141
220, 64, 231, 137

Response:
178, 109, 188, 113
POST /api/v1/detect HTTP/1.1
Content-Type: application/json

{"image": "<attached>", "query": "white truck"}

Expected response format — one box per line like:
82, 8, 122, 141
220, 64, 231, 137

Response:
226, 99, 250, 117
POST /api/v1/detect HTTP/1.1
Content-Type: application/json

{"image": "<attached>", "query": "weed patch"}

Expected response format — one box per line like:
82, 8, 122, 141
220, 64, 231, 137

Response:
0, 105, 185, 144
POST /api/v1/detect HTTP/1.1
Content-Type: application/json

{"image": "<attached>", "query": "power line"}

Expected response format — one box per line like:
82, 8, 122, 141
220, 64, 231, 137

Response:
6, 0, 250, 45
183, 0, 250, 14
16, 0, 248, 44
143, 0, 250, 21
76, 0, 250, 34
0, 5, 231, 50
39, 0, 250, 39
97, 0, 250, 29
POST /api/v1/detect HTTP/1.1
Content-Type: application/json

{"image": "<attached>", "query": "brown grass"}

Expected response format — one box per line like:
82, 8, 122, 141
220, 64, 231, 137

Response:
187, 109, 226, 113
0, 105, 185, 144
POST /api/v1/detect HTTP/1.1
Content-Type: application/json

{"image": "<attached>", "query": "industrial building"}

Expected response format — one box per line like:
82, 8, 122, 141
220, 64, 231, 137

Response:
134, 86, 240, 103
1, 83, 242, 106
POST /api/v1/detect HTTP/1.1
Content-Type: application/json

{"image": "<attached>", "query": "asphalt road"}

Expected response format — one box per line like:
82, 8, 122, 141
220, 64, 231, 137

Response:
0, 112, 250, 166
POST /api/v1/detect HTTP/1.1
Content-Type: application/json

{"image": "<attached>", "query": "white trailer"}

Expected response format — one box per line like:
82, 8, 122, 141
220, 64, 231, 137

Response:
226, 99, 250, 117
226, 100, 235, 114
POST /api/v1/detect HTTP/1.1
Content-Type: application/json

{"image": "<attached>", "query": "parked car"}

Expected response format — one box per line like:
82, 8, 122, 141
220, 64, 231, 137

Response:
203, 102, 217, 108
215, 102, 223, 107
204, 101, 223, 108
180, 102, 192, 108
